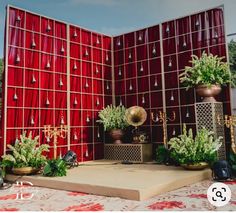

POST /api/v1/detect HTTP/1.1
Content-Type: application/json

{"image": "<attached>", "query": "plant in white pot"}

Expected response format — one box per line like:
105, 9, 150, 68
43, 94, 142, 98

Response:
168, 124, 222, 170
179, 52, 233, 102
1, 131, 49, 175
97, 105, 129, 144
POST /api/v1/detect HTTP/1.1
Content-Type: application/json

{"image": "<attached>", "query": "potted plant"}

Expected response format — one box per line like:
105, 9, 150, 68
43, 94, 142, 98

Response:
179, 52, 233, 102
168, 124, 222, 170
1, 131, 49, 175
97, 105, 129, 144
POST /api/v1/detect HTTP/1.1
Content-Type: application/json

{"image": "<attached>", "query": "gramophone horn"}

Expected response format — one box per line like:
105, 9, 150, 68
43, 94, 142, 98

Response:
125, 106, 147, 127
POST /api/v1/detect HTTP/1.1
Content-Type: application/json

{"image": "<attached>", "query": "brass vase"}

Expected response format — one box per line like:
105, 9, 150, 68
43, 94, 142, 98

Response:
12, 167, 40, 175
181, 162, 209, 170
109, 129, 124, 144
196, 84, 221, 102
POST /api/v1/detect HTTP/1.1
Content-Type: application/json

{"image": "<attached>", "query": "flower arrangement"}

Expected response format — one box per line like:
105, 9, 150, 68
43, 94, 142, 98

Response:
97, 105, 129, 131
1, 131, 49, 169
179, 52, 233, 89
168, 124, 222, 165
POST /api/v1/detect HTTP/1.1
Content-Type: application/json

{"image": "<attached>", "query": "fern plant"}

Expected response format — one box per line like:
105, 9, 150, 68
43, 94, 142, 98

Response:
168, 124, 222, 165
1, 131, 49, 169
97, 105, 129, 131
179, 52, 233, 89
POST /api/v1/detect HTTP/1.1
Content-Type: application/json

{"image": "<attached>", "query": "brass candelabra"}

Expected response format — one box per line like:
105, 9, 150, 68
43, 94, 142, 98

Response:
151, 111, 176, 148
217, 115, 236, 154
43, 125, 68, 159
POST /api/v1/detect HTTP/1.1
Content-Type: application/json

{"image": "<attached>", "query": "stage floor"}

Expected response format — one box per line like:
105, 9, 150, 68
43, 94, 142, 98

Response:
6, 160, 212, 201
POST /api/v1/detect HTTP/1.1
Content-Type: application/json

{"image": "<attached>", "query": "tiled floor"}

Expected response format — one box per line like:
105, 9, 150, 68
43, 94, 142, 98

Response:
0, 180, 236, 211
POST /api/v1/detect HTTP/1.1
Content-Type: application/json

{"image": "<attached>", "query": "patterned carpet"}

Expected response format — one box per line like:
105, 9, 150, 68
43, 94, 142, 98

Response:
0, 180, 236, 211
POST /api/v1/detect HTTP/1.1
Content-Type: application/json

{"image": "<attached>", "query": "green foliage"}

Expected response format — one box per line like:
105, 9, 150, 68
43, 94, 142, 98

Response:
228, 39, 236, 87
229, 151, 236, 173
97, 105, 129, 131
1, 131, 49, 169
168, 124, 222, 165
156, 145, 170, 164
43, 159, 67, 177
179, 52, 233, 89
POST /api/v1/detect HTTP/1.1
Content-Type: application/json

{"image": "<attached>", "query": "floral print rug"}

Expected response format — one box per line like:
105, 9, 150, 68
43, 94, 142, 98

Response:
0, 180, 236, 211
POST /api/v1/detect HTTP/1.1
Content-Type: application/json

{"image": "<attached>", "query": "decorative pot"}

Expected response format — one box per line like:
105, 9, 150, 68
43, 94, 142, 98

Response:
196, 84, 221, 102
12, 167, 40, 175
181, 162, 209, 170
109, 129, 124, 144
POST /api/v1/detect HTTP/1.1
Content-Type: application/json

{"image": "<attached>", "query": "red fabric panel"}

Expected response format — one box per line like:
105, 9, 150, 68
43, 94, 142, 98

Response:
82, 62, 92, 77
70, 93, 81, 109
55, 21, 66, 39
8, 27, 24, 47
24, 109, 39, 127
92, 33, 102, 48
151, 91, 163, 108
7, 87, 23, 107
102, 36, 112, 50
8, 67, 23, 87
55, 92, 67, 108
7, 108, 23, 127
70, 110, 82, 126
55, 39, 67, 56
92, 64, 102, 78
70, 76, 81, 92
25, 50, 39, 69
81, 29, 91, 45
104, 66, 112, 80
136, 44, 148, 61
9, 7, 25, 28
24, 89, 39, 107
113, 36, 124, 51
149, 41, 160, 58
26, 12, 40, 32
70, 43, 80, 59
40, 71, 53, 89
55, 73, 67, 91
176, 16, 190, 35
150, 58, 161, 75
25, 31, 40, 50
40, 109, 54, 126
162, 20, 175, 38
24, 69, 39, 88
124, 32, 135, 48
41, 35, 54, 53
191, 12, 206, 32
40, 53, 54, 71
8, 47, 24, 67
148, 25, 160, 42
41, 17, 54, 36
70, 128, 82, 145
93, 48, 102, 63
70, 25, 80, 43
40, 90, 54, 108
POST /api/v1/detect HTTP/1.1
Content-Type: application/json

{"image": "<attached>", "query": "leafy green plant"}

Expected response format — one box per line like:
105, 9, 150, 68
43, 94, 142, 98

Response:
229, 151, 236, 175
97, 105, 129, 131
1, 131, 49, 169
43, 159, 67, 177
168, 124, 222, 165
156, 145, 170, 164
179, 52, 233, 89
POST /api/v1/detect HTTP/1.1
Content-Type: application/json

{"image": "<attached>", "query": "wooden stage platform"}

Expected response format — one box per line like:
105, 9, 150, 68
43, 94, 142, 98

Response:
6, 160, 212, 201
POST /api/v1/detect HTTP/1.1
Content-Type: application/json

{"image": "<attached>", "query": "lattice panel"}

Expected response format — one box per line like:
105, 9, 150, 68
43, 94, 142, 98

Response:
104, 144, 152, 163
195, 102, 226, 159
